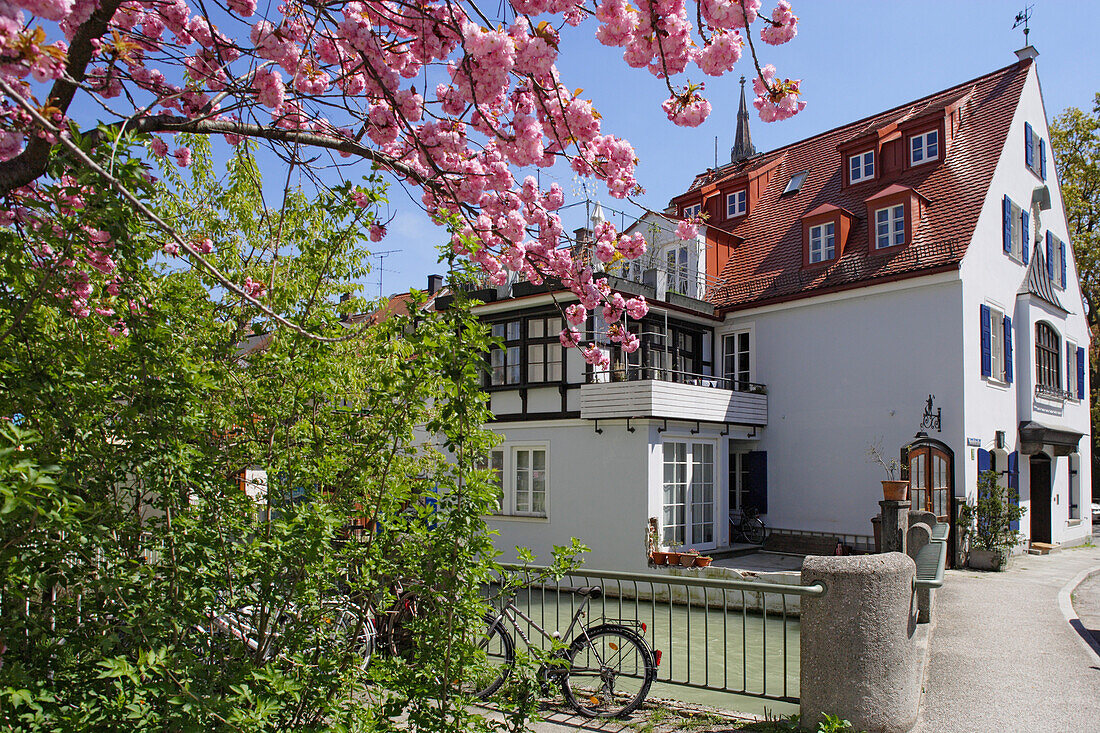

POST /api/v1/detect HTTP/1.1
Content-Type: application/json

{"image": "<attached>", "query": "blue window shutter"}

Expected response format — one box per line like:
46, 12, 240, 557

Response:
1003, 196, 1013, 254
1007, 452, 1020, 531
1025, 122, 1034, 168
980, 305, 992, 377
1077, 347, 1086, 400
978, 448, 991, 474
1046, 231, 1054, 280
1021, 209, 1030, 263
1004, 315, 1013, 384
747, 450, 768, 515
1039, 137, 1047, 179
1060, 239, 1067, 287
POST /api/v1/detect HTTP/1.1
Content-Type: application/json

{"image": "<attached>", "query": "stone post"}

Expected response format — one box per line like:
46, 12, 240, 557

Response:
800, 553, 920, 733
878, 500, 911, 555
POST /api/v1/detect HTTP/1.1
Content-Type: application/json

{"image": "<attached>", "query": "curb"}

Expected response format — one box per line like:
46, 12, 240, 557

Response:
1056, 565, 1100, 660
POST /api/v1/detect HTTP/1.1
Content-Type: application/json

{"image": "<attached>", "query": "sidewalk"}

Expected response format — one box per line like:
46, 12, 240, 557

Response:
913, 541, 1100, 731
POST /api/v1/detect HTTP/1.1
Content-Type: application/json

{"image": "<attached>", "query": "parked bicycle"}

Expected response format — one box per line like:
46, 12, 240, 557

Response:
465, 584, 658, 718
729, 504, 767, 545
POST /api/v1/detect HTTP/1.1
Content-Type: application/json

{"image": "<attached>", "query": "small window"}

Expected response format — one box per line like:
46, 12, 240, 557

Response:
808, 222, 835, 264
526, 315, 563, 383
875, 205, 905, 248
1035, 322, 1061, 391
490, 320, 522, 385
783, 171, 808, 195
682, 203, 701, 218
989, 306, 1005, 381
1025, 122, 1045, 179
513, 447, 547, 516
722, 331, 751, 389
726, 189, 747, 218
1067, 340, 1078, 398
849, 151, 874, 183
910, 130, 939, 166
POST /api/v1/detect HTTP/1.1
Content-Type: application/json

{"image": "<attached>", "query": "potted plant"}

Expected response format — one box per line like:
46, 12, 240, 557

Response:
646, 519, 668, 565
664, 540, 684, 566
680, 548, 700, 567
957, 469, 1024, 571
867, 438, 908, 501
694, 555, 714, 568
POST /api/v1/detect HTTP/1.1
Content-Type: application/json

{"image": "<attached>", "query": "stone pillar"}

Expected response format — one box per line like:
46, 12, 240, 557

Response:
879, 500, 911, 555
800, 553, 920, 733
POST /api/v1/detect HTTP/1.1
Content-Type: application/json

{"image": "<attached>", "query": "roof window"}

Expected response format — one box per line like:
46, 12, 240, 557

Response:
783, 171, 808, 195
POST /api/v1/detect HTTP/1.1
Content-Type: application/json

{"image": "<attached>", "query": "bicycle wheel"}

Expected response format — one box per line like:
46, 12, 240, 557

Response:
743, 517, 766, 545
384, 590, 421, 659
560, 624, 655, 718
461, 612, 515, 699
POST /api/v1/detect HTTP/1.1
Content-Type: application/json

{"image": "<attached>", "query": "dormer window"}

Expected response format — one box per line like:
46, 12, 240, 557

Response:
726, 189, 747, 218
875, 205, 905, 248
910, 130, 939, 166
808, 222, 836, 263
682, 203, 701, 218
849, 151, 874, 184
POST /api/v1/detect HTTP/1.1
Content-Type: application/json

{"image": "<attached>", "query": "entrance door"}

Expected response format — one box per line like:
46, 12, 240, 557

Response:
1030, 453, 1052, 544
908, 444, 951, 523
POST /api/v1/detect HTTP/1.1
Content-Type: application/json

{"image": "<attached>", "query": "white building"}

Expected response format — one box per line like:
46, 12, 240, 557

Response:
463, 49, 1091, 573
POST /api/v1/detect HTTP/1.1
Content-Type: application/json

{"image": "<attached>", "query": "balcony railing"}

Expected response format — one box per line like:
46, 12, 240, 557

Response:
580, 367, 768, 426
1035, 383, 1076, 402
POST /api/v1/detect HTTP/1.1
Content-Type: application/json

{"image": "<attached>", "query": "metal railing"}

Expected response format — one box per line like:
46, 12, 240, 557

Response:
496, 563, 824, 704
586, 365, 767, 395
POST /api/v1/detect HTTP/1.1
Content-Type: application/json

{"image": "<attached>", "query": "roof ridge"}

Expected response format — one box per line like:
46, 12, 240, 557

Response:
695, 60, 1027, 178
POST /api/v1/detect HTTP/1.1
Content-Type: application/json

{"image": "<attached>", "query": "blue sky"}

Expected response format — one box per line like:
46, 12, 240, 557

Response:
377, 0, 1100, 297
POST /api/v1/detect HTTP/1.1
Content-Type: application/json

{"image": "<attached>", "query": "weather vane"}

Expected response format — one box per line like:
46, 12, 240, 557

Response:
1013, 5, 1034, 46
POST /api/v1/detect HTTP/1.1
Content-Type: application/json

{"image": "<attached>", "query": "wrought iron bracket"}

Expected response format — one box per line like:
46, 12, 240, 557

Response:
626, 418, 636, 434
690, 421, 700, 435
720, 423, 729, 436
656, 419, 668, 434
593, 419, 603, 435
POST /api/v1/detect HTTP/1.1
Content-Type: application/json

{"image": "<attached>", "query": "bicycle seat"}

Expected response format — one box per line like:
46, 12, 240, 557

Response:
562, 585, 602, 598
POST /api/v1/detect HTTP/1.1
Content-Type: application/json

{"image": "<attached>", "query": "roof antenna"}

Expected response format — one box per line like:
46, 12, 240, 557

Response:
1012, 5, 1033, 46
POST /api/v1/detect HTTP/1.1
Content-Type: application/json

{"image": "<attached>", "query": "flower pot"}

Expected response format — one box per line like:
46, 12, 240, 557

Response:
680, 553, 698, 567
881, 480, 909, 502
650, 551, 668, 565
967, 548, 1008, 571
664, 552, 682, 566
694, 556, 713, 568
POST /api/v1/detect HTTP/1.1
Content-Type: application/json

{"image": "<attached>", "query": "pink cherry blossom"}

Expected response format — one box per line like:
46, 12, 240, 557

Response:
625, 296, 648, 320
369, 224, 387, 242
560, 328, 581, 348
173, 147, 191, 167
676, 218, 698, 240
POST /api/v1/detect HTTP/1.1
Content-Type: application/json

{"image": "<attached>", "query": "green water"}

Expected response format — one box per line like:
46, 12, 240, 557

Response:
499, 587, 800, 717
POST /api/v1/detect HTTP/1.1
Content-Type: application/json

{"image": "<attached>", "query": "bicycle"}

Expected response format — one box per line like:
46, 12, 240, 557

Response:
465, 583, 658, 718
729, 504, 767, 545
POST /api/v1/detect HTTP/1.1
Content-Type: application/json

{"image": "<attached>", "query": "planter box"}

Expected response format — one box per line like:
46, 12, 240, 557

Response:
967, 548, 1008, 571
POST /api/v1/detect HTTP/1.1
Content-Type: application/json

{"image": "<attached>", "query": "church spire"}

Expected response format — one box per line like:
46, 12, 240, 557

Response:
731, 76, 756, 163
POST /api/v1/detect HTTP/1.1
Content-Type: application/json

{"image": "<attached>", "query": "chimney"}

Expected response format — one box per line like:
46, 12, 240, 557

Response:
1014, 46, 1039, 62
573, 226, 591, 246
426, 274, 444, 295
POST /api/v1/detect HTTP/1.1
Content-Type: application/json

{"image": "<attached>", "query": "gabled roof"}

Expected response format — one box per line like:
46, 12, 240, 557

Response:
701, 59, 1031, 311
1019, 242, 1066, 312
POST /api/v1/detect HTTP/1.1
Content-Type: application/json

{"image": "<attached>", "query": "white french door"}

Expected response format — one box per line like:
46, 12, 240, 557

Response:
662, 441, 716, 550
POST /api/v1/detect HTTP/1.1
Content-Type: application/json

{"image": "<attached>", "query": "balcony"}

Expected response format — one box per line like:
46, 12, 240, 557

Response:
579, 368, 768, 427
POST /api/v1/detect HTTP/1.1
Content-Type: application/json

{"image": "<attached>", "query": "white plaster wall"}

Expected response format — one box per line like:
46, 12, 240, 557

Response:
719, 274, 965, 539
486, 418, 655, 573
957, 62, 1091, 546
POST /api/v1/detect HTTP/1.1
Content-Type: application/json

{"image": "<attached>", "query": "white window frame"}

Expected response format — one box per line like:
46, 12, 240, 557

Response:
1067, 339, 1078, 398
1050, 234, 1065, 290
722, 328, 752, 390
1006, 200, 1024, 263
910, 130, 939, 166
665, 245, 692, 295
989, 304, 1005, 383
808, 221, 835, 263
661, 440, 717, 550
726, 189, 747, 218
849, 150, 874, 183
875, 205, 905, 249
729, 450, 750, 515
682, 203, 701, 218
483, 443, 549, 519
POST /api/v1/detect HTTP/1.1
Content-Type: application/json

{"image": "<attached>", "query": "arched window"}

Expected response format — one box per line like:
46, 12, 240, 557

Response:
1035, 322, 1061, 390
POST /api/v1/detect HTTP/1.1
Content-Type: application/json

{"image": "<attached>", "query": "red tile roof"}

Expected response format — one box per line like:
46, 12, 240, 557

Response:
697, 60, 1031, 311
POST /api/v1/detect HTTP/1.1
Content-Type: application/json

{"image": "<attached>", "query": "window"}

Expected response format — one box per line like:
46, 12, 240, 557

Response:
1002, 196, 1029, 263
910, 130, 939, 166
808, 222, 835, 263
1024, 121, 1046, 179
875, 205, 905, 248
849, 150, 874, 183
728, 451, 750, 513
489, 320, 521, 385
722, 331, 751, 389
635, 319, 705, 381
662, 441, 714, 547
1067, 340, 1078, 398
783, 171, 808, 195
989, 306, 1004, 381
1046, 232, 1067, 289
666, 246, 690, 295
682, 203, 701, 218
526, 315, 563, 383
726, 189, 746, 218
482, 446, 547, 517
1035, 322, 1061, 391
980, 305, 1012, 384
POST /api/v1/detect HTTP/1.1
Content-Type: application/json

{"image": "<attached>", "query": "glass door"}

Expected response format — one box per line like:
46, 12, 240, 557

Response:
662, 441, 716, 550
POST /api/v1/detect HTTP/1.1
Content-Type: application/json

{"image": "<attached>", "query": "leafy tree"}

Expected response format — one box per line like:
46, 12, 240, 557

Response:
0, 137, 576, 731
1051, 94, 1099, 494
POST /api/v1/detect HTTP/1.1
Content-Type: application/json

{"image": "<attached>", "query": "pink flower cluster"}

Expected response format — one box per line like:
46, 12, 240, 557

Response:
676, 217, 699, 240
662, 86, 712, 127
760, 1, 797, 45
752, 64, 806, 122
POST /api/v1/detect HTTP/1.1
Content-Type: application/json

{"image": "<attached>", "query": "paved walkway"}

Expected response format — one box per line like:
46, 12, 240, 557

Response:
914, 542, 1100, 732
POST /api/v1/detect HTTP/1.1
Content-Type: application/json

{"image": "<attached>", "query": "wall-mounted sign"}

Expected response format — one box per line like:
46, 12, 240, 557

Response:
966, 438, 980, 447
921, 395, 941, 433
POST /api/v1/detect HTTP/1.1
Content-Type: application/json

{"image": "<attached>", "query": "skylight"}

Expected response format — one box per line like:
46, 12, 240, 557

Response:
783, 171, 808, 195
